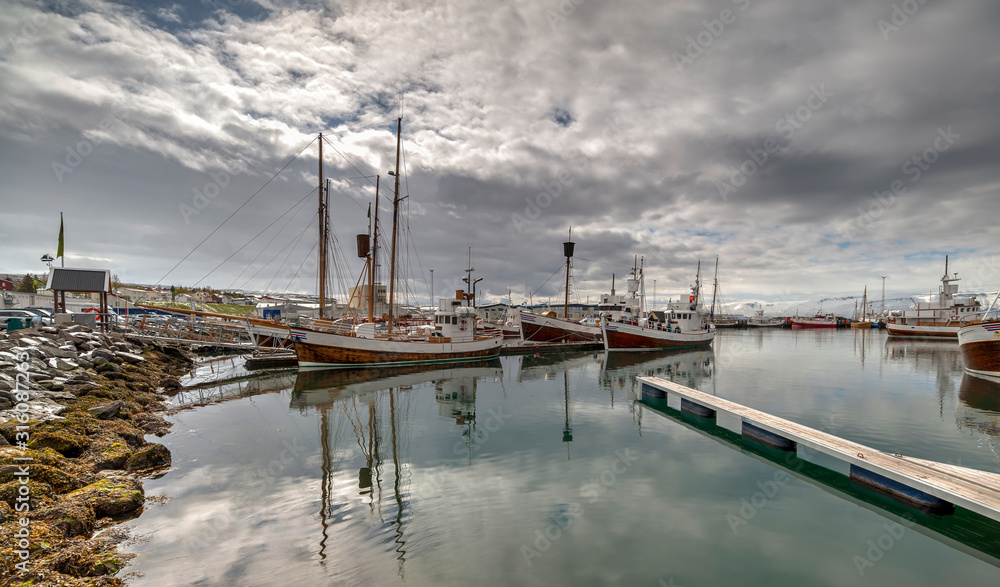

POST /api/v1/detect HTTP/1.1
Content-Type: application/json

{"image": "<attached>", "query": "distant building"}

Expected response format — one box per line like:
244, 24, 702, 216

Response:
0, 279, 12, 291
118, 287, 171, 303
347, 284, 387, 311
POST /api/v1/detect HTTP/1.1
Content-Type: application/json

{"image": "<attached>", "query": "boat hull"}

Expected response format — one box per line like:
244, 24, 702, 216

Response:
602, 321, 714, 351
520, 312, 600, 343
958, 321, 1000, 377
886, 323, 960, 338
790, 320, 836, 329
292, 327, 503, 368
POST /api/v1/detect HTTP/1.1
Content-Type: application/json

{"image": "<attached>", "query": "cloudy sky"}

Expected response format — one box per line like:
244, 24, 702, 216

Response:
2, 0, 999, 307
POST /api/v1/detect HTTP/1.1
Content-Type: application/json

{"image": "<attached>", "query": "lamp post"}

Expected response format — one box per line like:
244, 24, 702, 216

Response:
430, 269, 434, 309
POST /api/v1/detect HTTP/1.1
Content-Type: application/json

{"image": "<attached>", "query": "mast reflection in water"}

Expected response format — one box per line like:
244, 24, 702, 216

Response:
121, 331, 1000, 586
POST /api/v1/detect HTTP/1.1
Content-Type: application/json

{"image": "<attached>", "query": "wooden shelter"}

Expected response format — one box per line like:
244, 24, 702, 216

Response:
45, 268, 111, 329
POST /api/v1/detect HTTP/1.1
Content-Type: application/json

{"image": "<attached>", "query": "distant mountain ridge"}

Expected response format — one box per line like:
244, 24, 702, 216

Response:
713, 291, 999, 318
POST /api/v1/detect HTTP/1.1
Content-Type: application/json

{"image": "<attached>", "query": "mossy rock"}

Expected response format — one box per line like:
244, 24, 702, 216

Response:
27, 431, 90, 458
125, 443, 171, 472
0, 479, 54, 508
52, 546, 130, 577
0, 463, 83, 494
101, 420, 147, 449
38, 498, 96, 537
1, 446, 72, 469
0, 419, 43, 444
82, 437, 133, 471
66, 476, 144, 518
87, 386, 130, 400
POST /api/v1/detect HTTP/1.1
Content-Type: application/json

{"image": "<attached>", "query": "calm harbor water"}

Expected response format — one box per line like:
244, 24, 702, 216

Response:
121, 329, 1000, 586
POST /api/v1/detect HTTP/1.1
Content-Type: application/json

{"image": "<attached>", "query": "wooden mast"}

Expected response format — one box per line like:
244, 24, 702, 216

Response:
563, 227, 574, 319
369, 176, 380, 322
318, 133, 326, 320
387, 118, 402, 334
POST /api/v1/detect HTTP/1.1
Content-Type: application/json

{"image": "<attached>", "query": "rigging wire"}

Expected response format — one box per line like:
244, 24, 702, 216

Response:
155, 136, 317, 286
226, 190, 314, 289
237, 210, 318, 292
279, 239, 319, 294
530, 264, 568, 300
194, 188, 317, 287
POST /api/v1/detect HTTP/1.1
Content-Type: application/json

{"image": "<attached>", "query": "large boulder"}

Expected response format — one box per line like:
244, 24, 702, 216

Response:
40, 499, 96, 538
125, 443, 171, 471
87, 400, 124, 420
27, 431, 90, 458
66, 476, 144, 517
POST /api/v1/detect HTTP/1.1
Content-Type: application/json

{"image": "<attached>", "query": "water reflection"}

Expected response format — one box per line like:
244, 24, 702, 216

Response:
600, 348, 715, 400
637, 392, 1000, 569
292, 360, 503, 577
957, 373, 1000, 437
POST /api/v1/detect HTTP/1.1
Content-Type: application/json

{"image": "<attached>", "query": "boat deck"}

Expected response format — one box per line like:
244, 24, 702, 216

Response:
637, 376, 1000, 522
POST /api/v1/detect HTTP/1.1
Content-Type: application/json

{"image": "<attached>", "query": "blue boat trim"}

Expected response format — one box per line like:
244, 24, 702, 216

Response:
850, 465, 955, 514
641, 382, 666, 398
742, 421, 797, 451
680, 398, 716, 418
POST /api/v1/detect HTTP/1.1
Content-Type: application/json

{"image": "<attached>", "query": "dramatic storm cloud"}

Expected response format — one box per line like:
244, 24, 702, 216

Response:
1, 0, 998, 305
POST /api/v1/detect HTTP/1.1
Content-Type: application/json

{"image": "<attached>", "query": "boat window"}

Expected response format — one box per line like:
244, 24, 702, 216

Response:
452, 316, 457, 325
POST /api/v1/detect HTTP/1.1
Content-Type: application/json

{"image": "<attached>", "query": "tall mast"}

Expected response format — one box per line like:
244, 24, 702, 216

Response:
563, 227, 575, 319
465, 247, 474, 298
369, 175, 380, 322
387, 118, 402, 334
695, 260, 702, 306
880, 276, 886, 316
318, 133, 326, 320
711, 256, 719, 318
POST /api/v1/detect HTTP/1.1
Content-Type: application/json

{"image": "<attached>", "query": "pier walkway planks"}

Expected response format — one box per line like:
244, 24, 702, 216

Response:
637, 376, 1000, 522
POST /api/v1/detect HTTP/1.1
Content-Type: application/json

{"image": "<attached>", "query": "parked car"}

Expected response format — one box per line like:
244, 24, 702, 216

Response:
20, 309, 55, 326
0, 309, 45, 328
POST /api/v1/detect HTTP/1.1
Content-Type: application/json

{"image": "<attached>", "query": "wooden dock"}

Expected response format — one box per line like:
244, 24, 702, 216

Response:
637, 376, 1000, 522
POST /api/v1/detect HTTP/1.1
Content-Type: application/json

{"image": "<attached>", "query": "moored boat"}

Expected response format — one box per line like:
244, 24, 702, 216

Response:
790, 313, 837, 328
886, 256, 984, 338
518, 309, 601, 342
292, 118, 503, 368
748, 310, 785, 327
957, 293, 1000, 379
517, 230, 601, 343
601, 259, 715, 351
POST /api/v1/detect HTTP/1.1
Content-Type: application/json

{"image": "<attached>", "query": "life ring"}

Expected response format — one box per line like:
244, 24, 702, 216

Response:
950, 314, 958, 321
459, 319, 467, 331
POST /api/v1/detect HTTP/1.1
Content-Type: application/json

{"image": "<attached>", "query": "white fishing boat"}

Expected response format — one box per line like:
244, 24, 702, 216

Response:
601, 259, 715, 351
886, 256, 984, 338
748, 310, 785, 327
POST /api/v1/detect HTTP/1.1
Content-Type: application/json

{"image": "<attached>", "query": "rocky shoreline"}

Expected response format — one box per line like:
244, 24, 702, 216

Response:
0, 322, 194, 586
